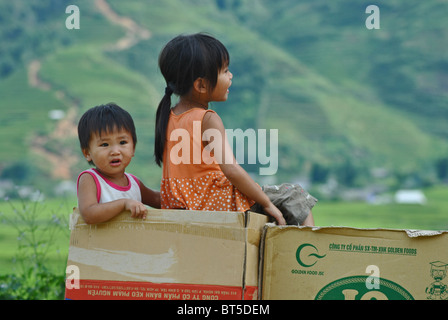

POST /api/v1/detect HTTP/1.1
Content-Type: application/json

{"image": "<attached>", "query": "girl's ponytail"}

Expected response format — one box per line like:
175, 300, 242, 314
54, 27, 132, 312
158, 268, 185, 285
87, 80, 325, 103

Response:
154, 83, 174, 166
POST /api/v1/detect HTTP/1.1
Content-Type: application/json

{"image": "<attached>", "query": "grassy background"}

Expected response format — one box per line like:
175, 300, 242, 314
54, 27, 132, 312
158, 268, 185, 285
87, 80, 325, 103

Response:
2, 185, 448, 276
0, 197, 74, 276
314, 186, 448, 231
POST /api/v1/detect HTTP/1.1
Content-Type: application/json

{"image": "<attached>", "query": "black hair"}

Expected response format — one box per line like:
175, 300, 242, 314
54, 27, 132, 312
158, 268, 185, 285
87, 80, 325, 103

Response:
78, 103, 137, 165
154, 33, 230, 166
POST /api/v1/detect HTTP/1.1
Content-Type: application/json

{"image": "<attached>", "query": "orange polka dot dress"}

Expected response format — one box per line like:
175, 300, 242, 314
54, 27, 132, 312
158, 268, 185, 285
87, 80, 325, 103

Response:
161, 108, 255, 211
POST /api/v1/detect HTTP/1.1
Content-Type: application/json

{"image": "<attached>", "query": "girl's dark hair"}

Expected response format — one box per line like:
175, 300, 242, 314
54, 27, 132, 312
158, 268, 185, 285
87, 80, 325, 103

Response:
154, 33, 229, 166
78, 103, 137, 164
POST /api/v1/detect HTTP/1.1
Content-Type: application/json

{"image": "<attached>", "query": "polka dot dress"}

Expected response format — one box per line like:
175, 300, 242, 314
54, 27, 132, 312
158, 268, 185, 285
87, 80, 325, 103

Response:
161, 171, 254, 211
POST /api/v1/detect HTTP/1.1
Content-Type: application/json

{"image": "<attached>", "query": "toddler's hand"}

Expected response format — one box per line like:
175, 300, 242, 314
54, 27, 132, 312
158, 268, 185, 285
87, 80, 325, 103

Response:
125, 199, 148, 220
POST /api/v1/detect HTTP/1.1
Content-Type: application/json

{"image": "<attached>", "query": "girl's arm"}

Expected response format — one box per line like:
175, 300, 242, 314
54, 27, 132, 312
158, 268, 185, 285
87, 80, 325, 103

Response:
202, 112, 286, 225
77, 173, 148, 224
139, 180, 161, 209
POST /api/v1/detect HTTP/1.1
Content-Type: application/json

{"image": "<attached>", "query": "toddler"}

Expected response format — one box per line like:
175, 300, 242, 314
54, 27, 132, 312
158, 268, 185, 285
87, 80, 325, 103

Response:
77, 103, 160, 224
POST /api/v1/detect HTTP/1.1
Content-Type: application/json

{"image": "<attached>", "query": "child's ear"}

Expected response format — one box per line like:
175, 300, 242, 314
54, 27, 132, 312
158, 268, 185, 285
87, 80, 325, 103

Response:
82, 148, 92, 162
193, 77, 208, 94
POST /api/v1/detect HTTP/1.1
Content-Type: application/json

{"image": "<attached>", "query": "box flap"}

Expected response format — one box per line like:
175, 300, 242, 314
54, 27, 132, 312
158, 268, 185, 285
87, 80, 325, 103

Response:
263, 223, 448, 239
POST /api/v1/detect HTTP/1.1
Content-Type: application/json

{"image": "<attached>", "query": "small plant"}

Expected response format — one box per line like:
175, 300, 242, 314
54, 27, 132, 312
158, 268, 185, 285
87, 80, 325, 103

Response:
0, 193, 69, 300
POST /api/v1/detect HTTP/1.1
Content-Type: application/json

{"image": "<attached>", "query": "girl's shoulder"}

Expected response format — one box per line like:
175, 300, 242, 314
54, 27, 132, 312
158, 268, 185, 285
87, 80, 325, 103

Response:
173, 107, 216, 115
171, 107, 217, 121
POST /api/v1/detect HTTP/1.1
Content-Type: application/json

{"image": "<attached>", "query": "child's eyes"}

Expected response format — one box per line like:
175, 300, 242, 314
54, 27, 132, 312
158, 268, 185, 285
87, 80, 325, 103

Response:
98, 140, 128, 147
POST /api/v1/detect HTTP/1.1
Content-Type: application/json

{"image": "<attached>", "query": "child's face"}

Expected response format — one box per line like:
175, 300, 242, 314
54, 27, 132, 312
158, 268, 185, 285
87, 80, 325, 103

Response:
83, 128, 135, 180
209, 64, 233, 102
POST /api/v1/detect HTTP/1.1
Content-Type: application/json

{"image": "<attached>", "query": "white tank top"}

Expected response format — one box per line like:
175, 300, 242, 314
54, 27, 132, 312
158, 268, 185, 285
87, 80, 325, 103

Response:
77, 168, 141, 203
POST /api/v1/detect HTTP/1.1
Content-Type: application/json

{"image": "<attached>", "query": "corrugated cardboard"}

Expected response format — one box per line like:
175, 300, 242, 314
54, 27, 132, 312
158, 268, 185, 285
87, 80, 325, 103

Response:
260, 224, 448, 300
65, 208, 267, 300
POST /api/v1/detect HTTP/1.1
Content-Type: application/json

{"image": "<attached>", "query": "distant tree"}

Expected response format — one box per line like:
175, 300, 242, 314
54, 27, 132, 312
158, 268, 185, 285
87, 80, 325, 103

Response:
310, 163, 329, 184
1, 162, 30, 183
436, 158, 448, 180
336, 159, 357, 187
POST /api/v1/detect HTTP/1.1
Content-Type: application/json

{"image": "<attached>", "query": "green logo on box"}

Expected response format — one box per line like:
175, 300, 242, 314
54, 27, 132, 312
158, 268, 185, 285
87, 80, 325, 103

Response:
296, 243, 326, 268
315, 276, 414, 300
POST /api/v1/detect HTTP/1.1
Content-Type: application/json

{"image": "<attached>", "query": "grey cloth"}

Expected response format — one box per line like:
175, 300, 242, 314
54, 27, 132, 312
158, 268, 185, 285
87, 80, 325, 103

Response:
250, 183, 317, 225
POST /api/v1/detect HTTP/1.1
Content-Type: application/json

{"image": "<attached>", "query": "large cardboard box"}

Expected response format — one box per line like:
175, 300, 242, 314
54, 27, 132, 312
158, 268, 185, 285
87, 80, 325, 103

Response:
260, 224, 448, 300
65, 208, 267, 300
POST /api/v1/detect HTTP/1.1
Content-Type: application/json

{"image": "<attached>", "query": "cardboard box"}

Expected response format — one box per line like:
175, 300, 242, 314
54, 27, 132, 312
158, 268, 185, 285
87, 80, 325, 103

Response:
65, 208, 267, 300
259, 224, 448, 300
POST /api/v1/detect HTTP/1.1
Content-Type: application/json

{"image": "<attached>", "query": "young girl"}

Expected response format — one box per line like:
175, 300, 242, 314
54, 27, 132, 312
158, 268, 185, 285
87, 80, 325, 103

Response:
154, 33, 315, 226
77, 103, 160, 224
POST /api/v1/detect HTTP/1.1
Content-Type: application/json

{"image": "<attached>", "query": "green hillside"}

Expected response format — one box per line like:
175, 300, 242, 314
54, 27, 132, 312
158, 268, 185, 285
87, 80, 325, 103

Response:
0, 0, 447, 197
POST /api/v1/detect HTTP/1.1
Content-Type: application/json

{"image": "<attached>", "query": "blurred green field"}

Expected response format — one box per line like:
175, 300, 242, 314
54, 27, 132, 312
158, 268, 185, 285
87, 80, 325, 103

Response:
314, 185, 448, 231
1, 185, 447, 275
